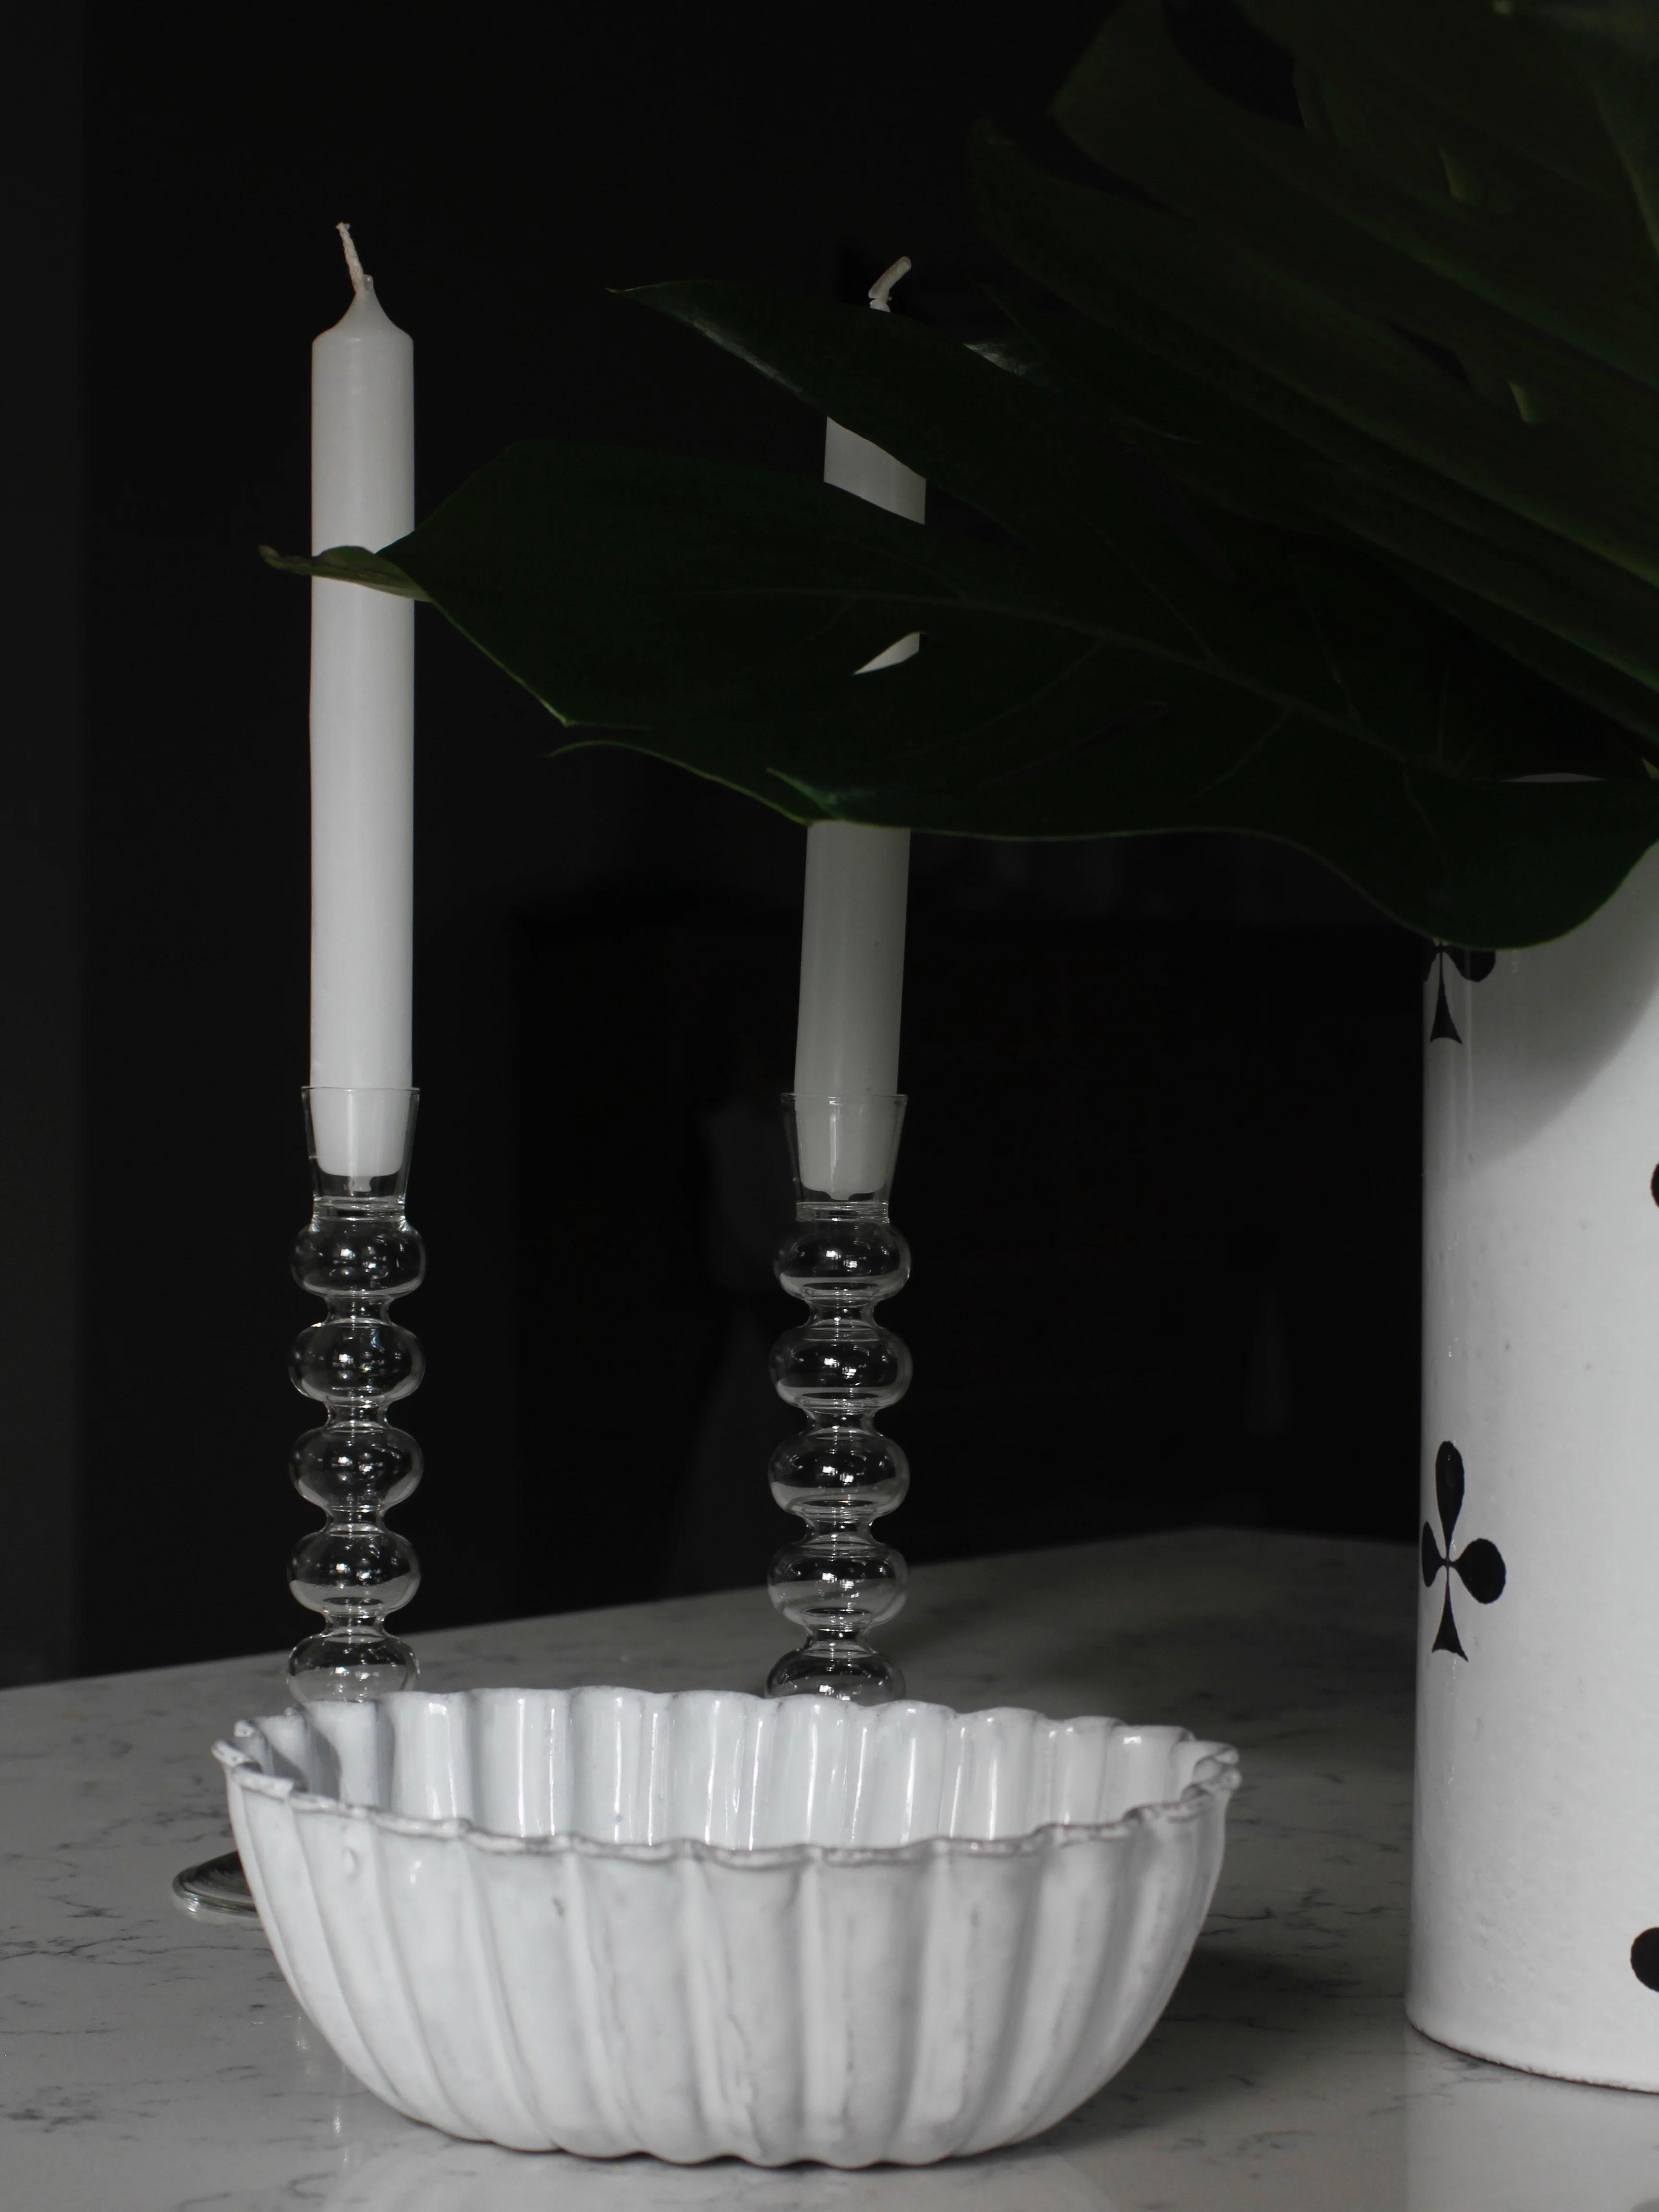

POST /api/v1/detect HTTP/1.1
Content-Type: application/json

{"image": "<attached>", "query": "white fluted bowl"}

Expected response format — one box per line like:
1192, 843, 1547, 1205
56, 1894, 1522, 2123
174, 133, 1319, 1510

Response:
218, 1686, 1238, 2166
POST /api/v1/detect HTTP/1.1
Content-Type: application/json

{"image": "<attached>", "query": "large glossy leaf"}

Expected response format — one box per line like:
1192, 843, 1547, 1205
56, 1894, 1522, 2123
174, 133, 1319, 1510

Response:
1544, 0, 1659, 261
973, 281, 1659, 740
1245, 0, 1626, 197
1055, 0, 1659, 398
627, 280, 1235, 585
267, 424, 1659, 946
967, 127, 1659, 602
641, 270, 1659, 751
959, 0, 1659, 753
974, 299, 1659, 759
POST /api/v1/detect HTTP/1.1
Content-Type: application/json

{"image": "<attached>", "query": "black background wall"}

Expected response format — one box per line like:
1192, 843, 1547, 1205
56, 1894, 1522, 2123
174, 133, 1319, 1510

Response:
4, 9, 85, 1687
17, 0, 1421, 1683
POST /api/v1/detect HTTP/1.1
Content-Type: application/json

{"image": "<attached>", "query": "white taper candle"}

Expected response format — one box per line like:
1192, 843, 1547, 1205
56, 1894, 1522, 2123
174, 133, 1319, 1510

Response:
792, 259, 925, 1197
309, 224, 415, 1175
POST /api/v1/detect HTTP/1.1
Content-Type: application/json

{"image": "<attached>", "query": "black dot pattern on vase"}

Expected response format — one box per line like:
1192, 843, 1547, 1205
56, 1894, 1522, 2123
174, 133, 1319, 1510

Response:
1424, 944, 1496, 1046
1632, 1930, 1659, 1991
1421, 1441, 1506, 1658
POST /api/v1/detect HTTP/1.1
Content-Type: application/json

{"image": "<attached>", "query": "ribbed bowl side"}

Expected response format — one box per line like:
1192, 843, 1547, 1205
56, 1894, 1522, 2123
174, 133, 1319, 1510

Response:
228, 1781, 403, 2118
783, 1847, 940, 2163
295, 1803, 480, 2139
372, 1819, 557, 2149
574, 1846, 809, 2162
968, 1799, 1225, 2154
458, 1841, 645, 2156
949, 1827, 1134, 2156
885, 1841, 1052, 2162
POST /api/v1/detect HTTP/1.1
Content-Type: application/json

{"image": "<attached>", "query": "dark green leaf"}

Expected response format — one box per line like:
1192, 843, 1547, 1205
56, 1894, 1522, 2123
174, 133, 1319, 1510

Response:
1054, 0, 1659, 397
257, 543, 427, 598
1240, 0, 1625, 195
967, 125, 1659, 691
629, 279, 1235, 584
268, 433, 1659, 945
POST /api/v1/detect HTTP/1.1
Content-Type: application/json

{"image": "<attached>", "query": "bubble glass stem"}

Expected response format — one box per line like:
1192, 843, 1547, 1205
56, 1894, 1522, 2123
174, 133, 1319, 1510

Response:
286, 1086, 424, 1702
173, 1086, 424, 1919
767, 1094, 911, 1703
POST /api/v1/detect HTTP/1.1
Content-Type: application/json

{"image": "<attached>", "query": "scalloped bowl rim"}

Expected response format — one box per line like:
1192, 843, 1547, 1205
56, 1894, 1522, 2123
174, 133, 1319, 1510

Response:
215, 1689, 1241, 1872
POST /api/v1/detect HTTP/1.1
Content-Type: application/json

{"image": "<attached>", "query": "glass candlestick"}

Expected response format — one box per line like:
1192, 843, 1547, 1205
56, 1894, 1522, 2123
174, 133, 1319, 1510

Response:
174, 1086, 425, 1919
767, 1094, 911, 1704
286, 1086, 424, 1701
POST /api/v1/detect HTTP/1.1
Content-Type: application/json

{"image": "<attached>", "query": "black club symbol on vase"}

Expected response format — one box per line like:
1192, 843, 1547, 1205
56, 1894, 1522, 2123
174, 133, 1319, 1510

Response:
1421, 1441, 1506, 1658
1423, 943, 1496, 1045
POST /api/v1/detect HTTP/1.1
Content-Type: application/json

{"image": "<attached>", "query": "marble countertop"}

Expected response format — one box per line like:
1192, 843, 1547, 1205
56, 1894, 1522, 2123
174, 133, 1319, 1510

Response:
6, 1528, 1659, 2210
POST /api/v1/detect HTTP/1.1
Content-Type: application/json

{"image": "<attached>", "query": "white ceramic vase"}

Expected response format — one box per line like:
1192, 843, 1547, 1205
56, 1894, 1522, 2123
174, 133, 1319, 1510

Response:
1411, 847, 1659, 2088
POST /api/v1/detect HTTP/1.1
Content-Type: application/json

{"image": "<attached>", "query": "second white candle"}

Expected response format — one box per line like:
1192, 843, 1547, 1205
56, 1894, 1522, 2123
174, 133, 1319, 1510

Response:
791, 261, 925, 1199
793, 820, 911, 1103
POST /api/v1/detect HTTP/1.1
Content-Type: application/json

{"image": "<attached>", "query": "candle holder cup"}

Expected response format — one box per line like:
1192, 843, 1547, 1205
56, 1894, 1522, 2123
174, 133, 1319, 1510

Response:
768, 1094, 910, 1704
174, 1085, 425, 1918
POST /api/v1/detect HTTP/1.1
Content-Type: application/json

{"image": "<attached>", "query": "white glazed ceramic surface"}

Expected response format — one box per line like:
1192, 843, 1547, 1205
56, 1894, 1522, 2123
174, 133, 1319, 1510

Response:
1416, 845, 1659, 2089
218, 1685, 1237, 2165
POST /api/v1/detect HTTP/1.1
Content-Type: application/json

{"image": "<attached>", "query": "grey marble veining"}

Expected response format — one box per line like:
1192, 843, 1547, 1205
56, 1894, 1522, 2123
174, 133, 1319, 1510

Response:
5, 1530, 1659, 2210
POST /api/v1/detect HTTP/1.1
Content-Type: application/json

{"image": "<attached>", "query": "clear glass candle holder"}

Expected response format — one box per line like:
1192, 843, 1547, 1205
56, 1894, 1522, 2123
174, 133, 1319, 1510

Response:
767, 1093, 911, 1704
286, 1085, 425, 1703
174, 1085, 425, 1920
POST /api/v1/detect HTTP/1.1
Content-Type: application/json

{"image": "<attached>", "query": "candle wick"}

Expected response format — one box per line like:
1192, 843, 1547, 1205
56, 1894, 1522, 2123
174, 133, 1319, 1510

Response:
337, 221, 371, 298
867, 256, 912, 313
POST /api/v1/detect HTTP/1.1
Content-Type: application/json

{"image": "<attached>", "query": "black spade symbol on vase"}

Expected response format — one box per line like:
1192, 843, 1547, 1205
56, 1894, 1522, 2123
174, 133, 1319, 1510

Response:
1421, 1441, 1506, 1658
1423, 944, 1496, 1045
